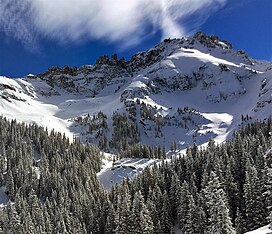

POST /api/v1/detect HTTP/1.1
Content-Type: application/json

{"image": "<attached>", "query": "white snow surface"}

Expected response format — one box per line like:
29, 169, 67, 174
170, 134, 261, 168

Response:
245, 225, 272, 234
173, 224, 272, 234
0, 76, 74, 141
169, 47, 240, 70
97, 158, 159, 190
200, 112, 233, 144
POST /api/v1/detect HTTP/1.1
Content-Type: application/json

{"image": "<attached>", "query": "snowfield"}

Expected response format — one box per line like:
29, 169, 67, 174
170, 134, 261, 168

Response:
98, 158, 160, 190
0, 76, 74, 141
200, 112, 234, 144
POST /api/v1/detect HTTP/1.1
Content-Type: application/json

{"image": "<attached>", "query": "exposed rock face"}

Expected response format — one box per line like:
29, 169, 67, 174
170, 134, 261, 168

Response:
96, 54, 127, 68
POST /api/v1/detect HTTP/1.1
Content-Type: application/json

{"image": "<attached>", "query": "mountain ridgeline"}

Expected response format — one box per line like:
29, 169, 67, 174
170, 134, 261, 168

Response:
0, 32, 271, 153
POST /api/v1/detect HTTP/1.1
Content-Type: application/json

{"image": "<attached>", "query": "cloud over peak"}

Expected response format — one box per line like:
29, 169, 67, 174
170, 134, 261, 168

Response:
0, 0, 226, 48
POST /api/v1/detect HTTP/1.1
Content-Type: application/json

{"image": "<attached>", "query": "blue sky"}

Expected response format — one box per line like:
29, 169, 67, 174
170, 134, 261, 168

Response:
0, 0, 271, 77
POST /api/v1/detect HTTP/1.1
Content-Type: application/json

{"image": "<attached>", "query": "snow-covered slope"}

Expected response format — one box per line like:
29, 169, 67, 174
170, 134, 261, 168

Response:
1, 32, 271, 152
0, 76, 74, 140
245, 225, 272, 234
97, 157, 160, 190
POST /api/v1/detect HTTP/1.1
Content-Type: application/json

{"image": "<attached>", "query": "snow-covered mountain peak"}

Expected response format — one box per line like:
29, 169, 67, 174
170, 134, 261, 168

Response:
128, 32, 253, 72
0, 33, 271, 153
191, 32, 232, 49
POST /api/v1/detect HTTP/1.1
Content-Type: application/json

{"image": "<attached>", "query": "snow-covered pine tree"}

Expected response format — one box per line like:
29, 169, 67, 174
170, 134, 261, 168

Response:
177, 180, 190, 230
184, 195, 199, 233
244, 162, 266, 230
129, 191, 154, 234
204, 171, 236, 234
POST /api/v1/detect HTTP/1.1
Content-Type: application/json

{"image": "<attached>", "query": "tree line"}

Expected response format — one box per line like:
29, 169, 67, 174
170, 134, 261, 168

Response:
0, 116, 271, 233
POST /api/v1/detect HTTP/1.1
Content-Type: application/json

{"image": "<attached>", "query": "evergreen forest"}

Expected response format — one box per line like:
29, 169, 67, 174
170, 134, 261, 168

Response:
0, 116, 271, 233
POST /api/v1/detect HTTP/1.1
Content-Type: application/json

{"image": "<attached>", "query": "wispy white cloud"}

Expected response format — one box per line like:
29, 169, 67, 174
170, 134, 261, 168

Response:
0, 0, 227, 48
0, 0, 38, 49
